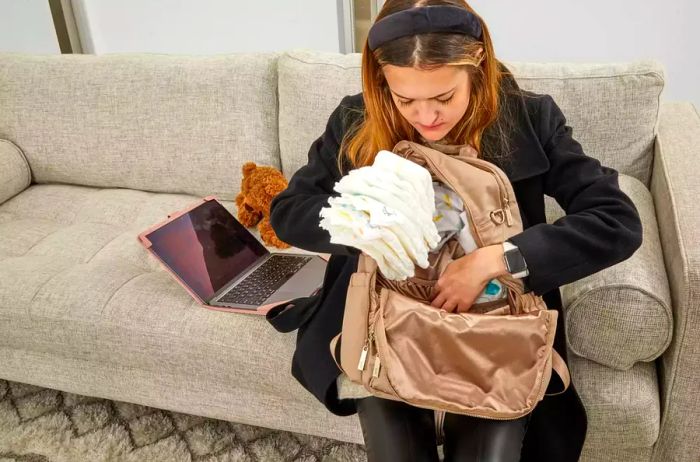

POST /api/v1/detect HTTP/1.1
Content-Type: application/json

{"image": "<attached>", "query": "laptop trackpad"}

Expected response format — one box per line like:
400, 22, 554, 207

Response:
263, 256, 327, 305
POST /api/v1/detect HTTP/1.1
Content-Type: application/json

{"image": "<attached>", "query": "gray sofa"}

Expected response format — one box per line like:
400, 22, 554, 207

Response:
0, 49, 696, 462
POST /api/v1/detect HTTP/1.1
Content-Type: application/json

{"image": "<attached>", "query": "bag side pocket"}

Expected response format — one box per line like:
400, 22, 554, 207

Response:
338, 271, 374, 382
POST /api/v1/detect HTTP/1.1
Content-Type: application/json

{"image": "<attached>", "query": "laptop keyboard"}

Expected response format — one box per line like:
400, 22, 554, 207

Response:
218, 254, 313, 306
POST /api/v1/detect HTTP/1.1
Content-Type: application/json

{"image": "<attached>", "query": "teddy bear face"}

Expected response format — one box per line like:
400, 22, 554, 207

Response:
240, 163, 288, 215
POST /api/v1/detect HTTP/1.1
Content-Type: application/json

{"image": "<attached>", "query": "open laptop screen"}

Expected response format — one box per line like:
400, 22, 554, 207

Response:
145, 199, 268, 301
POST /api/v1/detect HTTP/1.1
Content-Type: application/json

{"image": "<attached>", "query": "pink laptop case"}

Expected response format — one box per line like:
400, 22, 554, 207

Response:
137, 195, 329, 316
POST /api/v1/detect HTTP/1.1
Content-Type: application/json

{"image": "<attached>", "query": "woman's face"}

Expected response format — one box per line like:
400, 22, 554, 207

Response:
382, 64, 471, 142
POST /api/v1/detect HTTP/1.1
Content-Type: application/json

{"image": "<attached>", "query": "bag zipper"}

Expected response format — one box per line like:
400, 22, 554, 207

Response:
358, 301, 380, 371
357, 328, 374, 371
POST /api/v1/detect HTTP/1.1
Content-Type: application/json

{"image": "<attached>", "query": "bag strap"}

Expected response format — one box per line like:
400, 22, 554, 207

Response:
357, 252, 374, 273
545, 349, 571, 396
266, 254, 341, 333
329, 332, 343, 371
265, 290, 322, 333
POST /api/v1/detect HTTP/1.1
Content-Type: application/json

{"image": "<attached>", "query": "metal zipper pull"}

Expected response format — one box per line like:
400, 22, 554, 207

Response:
358, 329, 375, 371
357, 343, 368, 370
372, 354, 381, 378
503, 196, 513, 226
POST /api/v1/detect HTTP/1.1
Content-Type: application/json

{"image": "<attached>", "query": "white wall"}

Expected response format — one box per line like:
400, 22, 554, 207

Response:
1, 0, 695, 108
73, 0, 344, 54
469, 0, 698, 108
0, 0, 60, 53
373, 0, 698, 107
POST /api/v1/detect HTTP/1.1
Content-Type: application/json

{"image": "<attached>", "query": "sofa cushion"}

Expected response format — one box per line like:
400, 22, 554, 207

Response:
0, 139, 31, 205
0, 184, 322, 405
568, 349, 660, 451
0, 53, 281, 201
505, 61, 664, 187
0, 183, 370, 445
277, 49, 362, 179
277, 49, 664, 187
547, 174, 672, 370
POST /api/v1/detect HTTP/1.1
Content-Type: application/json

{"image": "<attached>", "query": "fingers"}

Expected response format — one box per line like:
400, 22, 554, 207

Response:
442, 300, 458, 313
429, 291, 458, 312
430, 281, 473, 313
430, 293, 470, 313
430, 290, 446, 309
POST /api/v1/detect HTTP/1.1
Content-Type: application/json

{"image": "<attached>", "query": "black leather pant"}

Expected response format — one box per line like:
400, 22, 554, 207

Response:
356, 396, 532, 462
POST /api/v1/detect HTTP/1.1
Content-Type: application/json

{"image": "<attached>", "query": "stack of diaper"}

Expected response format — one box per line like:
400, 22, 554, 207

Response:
319, 150, 441, 280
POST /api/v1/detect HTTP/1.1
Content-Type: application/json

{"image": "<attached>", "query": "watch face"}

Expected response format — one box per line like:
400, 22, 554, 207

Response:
506, 249, 527, 273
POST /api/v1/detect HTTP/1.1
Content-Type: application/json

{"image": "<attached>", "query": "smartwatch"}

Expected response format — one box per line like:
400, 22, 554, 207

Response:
502, 240, 529, 279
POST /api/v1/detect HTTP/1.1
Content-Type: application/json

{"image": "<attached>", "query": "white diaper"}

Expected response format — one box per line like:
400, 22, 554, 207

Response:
319, 151, 441, 280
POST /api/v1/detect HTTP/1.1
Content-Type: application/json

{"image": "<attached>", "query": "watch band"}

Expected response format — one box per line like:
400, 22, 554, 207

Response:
502, 240, 529, 278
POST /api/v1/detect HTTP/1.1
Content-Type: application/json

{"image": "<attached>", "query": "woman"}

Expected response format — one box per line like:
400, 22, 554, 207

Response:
267, 1, 643, 461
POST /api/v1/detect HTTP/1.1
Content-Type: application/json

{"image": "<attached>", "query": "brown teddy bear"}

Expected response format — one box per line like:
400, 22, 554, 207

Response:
235, 161, 291, 249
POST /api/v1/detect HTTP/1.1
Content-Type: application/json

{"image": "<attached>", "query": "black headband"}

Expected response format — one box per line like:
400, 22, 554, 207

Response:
368, 5, 483, 51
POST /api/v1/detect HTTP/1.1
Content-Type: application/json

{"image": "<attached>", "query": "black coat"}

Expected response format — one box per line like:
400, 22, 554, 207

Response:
266, 73, 643, 462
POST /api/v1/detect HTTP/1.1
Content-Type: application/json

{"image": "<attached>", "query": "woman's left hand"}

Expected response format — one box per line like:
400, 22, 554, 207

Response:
429, 245, 506, 313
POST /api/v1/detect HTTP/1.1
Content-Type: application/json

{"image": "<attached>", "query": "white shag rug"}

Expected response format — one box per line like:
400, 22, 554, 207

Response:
0, 379, 367, 462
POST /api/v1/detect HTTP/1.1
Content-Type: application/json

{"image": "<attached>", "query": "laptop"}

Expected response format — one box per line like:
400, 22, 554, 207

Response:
138, 195, 328, 315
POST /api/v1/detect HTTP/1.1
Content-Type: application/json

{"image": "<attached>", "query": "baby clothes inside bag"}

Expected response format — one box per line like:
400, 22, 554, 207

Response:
432, 181, 506, 304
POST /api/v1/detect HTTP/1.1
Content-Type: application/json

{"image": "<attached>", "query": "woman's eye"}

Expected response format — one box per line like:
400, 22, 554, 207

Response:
398, 96, 453, 107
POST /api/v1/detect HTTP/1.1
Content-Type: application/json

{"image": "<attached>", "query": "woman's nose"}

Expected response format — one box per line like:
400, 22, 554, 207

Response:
414, 101, 440, 126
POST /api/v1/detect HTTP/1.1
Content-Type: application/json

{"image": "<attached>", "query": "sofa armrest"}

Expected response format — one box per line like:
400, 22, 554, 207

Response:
0, 139, 31, 205
558, 174, 672, 370
648, 101, 700, 462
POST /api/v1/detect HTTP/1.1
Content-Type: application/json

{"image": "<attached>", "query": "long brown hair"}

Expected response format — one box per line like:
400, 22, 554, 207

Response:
337, 0, 518, 175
